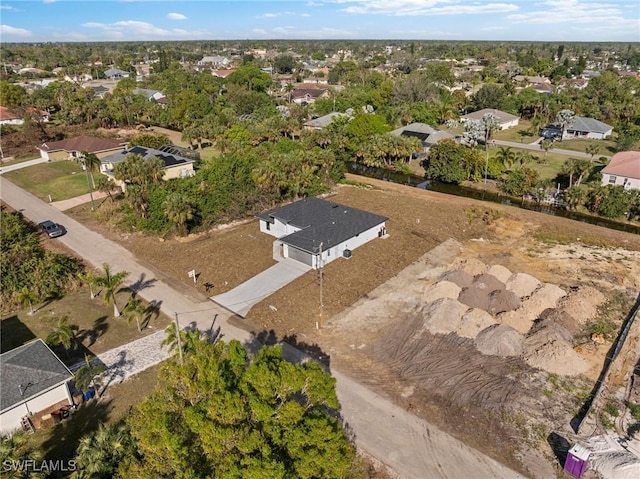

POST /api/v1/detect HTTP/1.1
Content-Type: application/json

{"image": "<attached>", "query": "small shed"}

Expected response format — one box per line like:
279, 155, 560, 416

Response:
564, 443, 591, 478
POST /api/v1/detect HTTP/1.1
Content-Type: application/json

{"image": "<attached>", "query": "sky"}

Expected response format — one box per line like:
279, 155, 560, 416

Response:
0, 0, 639, 43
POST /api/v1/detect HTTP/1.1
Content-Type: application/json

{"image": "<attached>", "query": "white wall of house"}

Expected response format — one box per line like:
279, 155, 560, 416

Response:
260, 218, 301, 238
0, 382, 72, 435
601, 173, 640, 190
499, 119, 519, 130
565, 129, 612, 140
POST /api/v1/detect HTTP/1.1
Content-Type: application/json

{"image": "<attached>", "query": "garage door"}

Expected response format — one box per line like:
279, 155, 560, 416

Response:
287, 246, 313, 266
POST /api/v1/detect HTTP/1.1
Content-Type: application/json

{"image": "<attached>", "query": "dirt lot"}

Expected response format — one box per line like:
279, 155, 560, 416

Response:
66, 177, 640, 477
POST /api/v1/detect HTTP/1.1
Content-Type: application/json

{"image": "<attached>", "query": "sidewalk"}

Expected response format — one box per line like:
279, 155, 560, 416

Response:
50, 191, 109, 211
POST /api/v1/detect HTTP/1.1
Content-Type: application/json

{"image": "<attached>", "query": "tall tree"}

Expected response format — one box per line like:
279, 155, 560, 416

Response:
77, 270, 99, 299
46, 315, 80, 357
16, 286, 37, 315
556, 109, 575, 141
124, 293, 146, 332
96, 263, 129, 317
74, 354, 105, 395
163, 193, 193, 236
121, 340, 355, 478
71, 423, 133, 479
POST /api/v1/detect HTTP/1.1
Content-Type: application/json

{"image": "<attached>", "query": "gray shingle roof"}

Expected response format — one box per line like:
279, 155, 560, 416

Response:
257, 197, 387, 254
568, 116, 613, 134
101, 145, 194, 168
461, 108, 519, 123
1, 340, 72, 412
303, 112, 348, 129
391, 123, 455, 145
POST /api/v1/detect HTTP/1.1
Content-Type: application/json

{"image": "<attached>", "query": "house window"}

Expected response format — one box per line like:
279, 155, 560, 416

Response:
265, 221, 270, 231
608, 176, 617, 185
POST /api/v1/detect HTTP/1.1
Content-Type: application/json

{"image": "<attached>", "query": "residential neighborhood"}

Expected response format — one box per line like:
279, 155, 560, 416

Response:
1, 3, 640, 478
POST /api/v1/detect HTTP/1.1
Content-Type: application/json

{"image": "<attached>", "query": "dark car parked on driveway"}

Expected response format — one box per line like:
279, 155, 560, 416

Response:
38, 220, 66, 238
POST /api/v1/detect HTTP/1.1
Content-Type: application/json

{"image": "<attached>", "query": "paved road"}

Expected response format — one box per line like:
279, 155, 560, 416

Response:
1, 176, 527, 479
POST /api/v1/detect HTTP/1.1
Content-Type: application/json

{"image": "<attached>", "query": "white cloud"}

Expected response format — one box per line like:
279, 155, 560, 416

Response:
0, 5, 19, 11
266, 25, 358, 38
82, 20, 208, 40
167, 13, 187, 20
0, 24, 32, 37
43, 0, 56, 3
507, 0, 628, 24
258, 11, 311, 18
335, 0, 519, 16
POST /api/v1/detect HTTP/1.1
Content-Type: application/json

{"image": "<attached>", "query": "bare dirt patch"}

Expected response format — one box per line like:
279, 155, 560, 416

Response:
65, 177, 640, 477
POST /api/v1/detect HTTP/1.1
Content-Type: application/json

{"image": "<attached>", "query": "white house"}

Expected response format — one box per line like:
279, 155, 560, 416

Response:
601, 151, 640, 190
257, 197, 387, 269
565, 116, 613, 140
461, 108, 520, 130
0, 340, 74, 435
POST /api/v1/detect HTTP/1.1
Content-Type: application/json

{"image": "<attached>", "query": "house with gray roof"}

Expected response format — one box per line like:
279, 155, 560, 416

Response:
565, 116, 613, 140
257, 197, 387, 269
303, 112, 349, 130
100, 145, 196, 190
461, 108, 520, 130
103, 68, 130, 79
391, 123, 456, 153
1, 339, 74, 435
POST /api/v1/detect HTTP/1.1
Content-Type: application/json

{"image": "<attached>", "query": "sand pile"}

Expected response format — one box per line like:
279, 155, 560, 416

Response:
452, 258, 487, 276
423, 281, 461, 303
488, 289, 521, 315
558, 285, 607, 324
538, 308, 582, 337
522, 319, 589, 376
505, 273, 541, 299
498, 283, 567, 334
587, 435, 640, 479
458, 273, 504, 310
439, 269, 474, 288
421, 298, 469, 335
475, 324, 524, 357
455, 308, 496, 339
487, 264, 512, 283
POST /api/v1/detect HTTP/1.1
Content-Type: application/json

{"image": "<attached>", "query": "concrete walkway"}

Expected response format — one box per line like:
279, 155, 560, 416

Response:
50, 191, 109, 211
1, 176, 525, 479
0, 157, 49, 174
211, 259, 311, 317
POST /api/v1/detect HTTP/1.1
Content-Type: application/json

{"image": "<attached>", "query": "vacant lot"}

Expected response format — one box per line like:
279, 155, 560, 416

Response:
3, 160, 92, 202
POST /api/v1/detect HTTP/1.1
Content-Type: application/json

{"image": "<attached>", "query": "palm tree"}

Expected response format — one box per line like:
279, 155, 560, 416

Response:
562, 158, 591, 188
77, 270, 99, 299
46, 316, 80, 357
79, 151, 101, 187
161, 323, 202, 357
71, 423, 132, 479
16, 286, 37, 315
95, 175, 117, 203
123, 293, 146, 332
0, 433, 46, 479
74, 354, 106, 395
556, 109, 575, 141
163, 193, 194, 237
585, 144, 601, 161
96, 263, 129, 317
495, 147, 516, 170
539, 138, 554, 163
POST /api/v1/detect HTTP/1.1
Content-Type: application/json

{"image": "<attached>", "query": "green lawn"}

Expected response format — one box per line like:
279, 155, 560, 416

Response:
1, 288, 170, 363
553, 137, 617, 156
3, 161, 93, 202
487, 145, 585, 181
492, 119, 538, 144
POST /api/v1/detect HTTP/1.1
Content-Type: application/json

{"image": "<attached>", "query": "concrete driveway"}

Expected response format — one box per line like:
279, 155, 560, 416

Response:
0, 157, 49, 174
211, 259, 311, 317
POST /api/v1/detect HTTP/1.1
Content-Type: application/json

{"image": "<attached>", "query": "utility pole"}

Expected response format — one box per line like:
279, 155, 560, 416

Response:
174, 312, 183, 364
81, 156, 95, 211
318, 242, 323, 329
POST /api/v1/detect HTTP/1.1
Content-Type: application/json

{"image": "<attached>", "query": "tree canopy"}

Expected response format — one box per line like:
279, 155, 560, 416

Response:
120, 339, 356, 478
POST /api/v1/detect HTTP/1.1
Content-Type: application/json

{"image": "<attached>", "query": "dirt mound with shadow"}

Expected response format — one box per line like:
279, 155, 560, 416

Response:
475, 324, 524, 357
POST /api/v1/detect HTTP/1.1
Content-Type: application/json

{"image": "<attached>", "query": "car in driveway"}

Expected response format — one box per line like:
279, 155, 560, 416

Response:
38, 220, 66, 238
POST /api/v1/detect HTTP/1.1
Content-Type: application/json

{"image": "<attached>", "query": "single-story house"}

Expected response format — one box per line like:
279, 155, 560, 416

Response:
303, 112, 348, 130
257, 196, 387, 269
197, 56, 231, 71
0, 339, 74, 436
100, 144, 196, 188
133, 88, 167, 104
290, 87, 329, 105
391, 123, 456, 153
212, 69, 235, 79
104, 68, 130, 79
565, 116, 613, 140
601, 151, 640, 190
0, 106, 49, 126
461, 109, 520, 130
37, 136, 126, 161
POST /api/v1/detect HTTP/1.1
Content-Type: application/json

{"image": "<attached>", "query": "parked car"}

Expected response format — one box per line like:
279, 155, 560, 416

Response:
541, 127, 562, 141
38, 220, 66, 238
